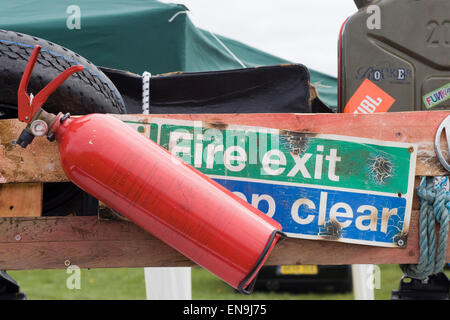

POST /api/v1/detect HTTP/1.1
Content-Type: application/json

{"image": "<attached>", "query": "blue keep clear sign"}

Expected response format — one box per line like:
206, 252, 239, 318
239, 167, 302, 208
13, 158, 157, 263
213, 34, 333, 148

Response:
125, 117, 418, 248
214, 178, 407, 246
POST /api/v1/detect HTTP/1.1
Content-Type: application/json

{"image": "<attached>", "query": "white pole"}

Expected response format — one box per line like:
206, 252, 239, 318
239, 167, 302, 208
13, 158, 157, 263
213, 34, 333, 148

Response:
352, 264, 375, 300
144, 267, 192, 300
140, 72, 192, 300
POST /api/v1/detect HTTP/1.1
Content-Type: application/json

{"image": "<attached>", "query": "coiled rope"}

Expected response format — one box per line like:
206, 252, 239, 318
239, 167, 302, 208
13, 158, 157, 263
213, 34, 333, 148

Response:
402, 176, 449, 280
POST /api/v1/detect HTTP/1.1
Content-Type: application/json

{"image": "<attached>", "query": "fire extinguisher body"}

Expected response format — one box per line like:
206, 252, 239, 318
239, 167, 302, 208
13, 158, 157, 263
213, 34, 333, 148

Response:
54, 114, 283, 291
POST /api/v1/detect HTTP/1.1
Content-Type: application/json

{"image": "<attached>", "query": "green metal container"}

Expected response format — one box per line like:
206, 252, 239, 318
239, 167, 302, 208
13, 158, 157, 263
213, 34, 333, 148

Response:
339, 0, 450, 113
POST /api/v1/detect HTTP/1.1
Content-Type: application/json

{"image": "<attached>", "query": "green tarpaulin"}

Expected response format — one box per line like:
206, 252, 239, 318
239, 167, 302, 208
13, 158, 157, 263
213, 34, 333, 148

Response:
0, 0, 337, 109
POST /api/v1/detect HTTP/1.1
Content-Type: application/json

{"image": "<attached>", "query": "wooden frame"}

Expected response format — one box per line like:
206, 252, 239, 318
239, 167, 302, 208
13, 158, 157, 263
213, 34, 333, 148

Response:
0, 111, 449, 270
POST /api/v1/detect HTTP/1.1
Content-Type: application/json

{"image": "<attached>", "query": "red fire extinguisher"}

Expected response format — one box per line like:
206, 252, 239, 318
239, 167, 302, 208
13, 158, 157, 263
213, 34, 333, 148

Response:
16, 46, 285, 294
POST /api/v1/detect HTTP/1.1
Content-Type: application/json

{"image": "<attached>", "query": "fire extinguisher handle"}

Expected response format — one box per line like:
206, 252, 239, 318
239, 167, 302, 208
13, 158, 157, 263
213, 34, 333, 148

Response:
17, 45, 83, 124
15, 45, 84, 149
17, 46, 41, 122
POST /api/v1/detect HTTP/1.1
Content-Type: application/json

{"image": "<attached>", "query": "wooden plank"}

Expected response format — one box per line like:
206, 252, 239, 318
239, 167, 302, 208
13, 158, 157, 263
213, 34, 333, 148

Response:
0, 183, 42, 217
0, 120, 62, 183
0, 111, 448, 183
0, 211, 447, 270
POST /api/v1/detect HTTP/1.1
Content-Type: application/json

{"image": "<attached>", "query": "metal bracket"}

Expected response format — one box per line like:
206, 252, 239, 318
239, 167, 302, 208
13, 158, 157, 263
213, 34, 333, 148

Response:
391, 272, 449, 300
435, 115, 450, 172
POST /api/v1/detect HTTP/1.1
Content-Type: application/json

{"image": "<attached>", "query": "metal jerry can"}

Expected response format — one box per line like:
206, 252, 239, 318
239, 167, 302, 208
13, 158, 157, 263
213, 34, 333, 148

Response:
339, 0, 450, 113
16, 46, 285, 294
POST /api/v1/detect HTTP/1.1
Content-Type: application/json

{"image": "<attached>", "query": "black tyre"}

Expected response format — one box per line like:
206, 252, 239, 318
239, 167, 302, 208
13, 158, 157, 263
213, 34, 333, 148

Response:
0, 30, 126, 215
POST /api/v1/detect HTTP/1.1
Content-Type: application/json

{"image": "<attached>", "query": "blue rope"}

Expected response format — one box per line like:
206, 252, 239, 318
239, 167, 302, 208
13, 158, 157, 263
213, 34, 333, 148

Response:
402, 176, 449, 280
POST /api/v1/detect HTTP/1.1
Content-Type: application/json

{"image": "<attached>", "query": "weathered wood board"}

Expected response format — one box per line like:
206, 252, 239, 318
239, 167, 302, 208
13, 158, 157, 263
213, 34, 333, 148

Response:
0, 183, 42, 217
0, 111, 449, 269
0, 209, 447, 270
0, 111, 448, 184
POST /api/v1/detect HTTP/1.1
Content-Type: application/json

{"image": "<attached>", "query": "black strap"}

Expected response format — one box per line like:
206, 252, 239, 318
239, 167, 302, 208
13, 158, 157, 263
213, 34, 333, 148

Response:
237, 230, 287, 295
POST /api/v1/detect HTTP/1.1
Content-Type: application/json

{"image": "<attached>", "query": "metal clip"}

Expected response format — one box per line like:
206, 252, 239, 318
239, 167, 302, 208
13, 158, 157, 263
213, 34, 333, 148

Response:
435, 115, 450, 172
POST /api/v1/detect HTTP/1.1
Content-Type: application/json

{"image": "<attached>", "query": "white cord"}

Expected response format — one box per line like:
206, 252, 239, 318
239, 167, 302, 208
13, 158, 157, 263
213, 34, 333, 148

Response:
207, 30, 246, 68
168, 10, 189, 23
142, 71, 151, 114
168, 10, 247, 68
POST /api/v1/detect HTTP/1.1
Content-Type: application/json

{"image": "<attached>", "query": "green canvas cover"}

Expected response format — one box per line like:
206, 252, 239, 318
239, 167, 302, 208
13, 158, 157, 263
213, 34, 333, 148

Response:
0, 0, 337, 109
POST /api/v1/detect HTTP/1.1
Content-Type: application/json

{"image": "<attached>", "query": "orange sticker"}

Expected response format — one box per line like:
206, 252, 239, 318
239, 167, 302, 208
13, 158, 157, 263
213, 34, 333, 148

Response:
344, 79, 395, 114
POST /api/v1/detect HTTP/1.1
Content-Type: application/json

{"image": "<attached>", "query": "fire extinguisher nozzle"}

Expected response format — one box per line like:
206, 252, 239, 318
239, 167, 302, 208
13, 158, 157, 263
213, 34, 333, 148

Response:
16, 129, 35, 149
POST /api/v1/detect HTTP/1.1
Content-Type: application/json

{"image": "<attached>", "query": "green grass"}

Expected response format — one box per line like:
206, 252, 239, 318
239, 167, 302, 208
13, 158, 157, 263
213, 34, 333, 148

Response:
9, 264, 447, 300
8, 268, 146, 300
